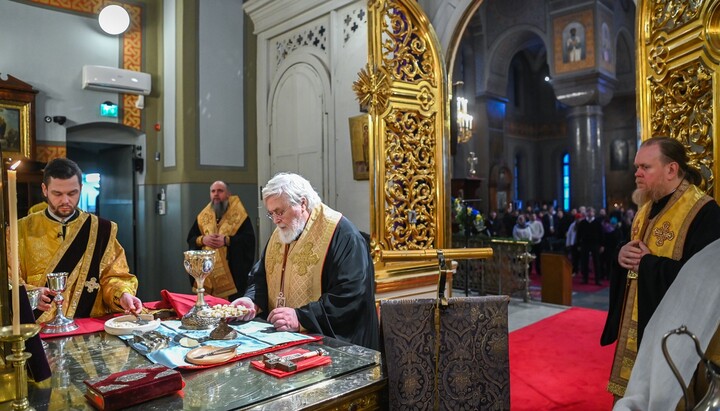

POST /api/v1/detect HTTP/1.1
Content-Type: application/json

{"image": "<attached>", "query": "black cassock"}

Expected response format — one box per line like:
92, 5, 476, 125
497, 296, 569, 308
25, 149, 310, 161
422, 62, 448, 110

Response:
601, 193, 720, 347
246, 217, 380, 351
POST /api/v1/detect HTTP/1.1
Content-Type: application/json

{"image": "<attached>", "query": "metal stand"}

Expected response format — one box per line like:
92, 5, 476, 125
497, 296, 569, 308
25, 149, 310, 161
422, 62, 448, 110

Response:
0, 324, 40, 411
461, 199, 483, 297
517, 251, 535, 303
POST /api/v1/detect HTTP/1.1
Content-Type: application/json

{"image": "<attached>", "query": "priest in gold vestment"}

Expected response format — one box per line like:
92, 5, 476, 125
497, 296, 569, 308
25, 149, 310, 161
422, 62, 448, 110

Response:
18, 158, 142, 322
602, 137, 720, 399
187, 180, 255, 300
231, 172, 379, 350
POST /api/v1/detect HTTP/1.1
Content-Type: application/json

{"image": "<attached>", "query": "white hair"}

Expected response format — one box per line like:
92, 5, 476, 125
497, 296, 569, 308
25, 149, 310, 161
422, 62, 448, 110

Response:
262, 172, 321, 210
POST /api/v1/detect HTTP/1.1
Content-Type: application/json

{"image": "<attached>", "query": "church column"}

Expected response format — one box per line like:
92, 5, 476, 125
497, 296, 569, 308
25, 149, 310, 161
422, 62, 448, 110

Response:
568, 105, 605, 208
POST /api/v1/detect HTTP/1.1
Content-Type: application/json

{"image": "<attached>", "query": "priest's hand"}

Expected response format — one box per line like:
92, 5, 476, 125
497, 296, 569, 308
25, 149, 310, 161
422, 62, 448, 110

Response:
230, 297, 257, 321
120, 292, 143, 315
202, 234, 226, 249
267, 307, 299, 332
36, 287, 57, 312
618, 239, 650, 272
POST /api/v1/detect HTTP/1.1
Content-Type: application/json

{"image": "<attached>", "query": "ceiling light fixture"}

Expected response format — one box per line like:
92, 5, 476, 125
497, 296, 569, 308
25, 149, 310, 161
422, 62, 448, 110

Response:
98, 5, 130, 35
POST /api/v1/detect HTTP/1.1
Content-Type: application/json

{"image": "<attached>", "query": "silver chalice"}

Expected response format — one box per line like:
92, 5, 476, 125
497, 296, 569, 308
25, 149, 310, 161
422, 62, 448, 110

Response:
41, 272, 79, 334
181, 250, 218, 329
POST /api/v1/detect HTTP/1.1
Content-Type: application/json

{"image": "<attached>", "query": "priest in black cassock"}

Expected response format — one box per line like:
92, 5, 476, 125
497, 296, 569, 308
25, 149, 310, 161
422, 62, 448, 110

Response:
602, 137, 720, 400
230, 172, 379, 350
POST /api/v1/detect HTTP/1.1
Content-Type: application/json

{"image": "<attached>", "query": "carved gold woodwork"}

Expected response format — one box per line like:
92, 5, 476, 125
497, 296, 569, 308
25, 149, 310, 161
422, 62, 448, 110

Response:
353, 0, 450, 256
637, 0, 720, 196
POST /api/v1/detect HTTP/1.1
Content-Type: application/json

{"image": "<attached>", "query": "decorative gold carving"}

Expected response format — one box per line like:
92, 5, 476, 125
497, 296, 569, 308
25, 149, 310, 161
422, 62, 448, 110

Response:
649, 61, 714, 191
353, 65, 391, 115
649, 38, 669, 75
381, 3, 436, 86
650, 0, 703, 32
359, 0, 449, 254
383, 109, 437, 250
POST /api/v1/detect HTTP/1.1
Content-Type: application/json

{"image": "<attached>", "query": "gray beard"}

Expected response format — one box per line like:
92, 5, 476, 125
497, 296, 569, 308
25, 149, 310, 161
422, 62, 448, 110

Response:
278, 217, 305, 244
212, 200, 228, 220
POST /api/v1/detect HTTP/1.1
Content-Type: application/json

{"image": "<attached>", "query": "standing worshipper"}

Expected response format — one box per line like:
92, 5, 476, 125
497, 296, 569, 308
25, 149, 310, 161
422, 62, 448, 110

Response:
528, 212, 544, 275
187, 181, 256, 300
602, 137, 720, 400
577, 207, 604, 285
230, 173, 379, 350
18, 158, 142, 321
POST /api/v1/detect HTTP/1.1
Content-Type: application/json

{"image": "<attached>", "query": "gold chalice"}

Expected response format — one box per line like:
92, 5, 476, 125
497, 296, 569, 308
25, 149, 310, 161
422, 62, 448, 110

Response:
41, 272, 79, 334
181, 250, 218, 329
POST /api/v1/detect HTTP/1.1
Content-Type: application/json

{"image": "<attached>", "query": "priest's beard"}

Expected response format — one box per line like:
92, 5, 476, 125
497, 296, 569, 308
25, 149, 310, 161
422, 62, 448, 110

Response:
213, 200, 228, 220
278, 217, 305, 244
632, 186, 663, 207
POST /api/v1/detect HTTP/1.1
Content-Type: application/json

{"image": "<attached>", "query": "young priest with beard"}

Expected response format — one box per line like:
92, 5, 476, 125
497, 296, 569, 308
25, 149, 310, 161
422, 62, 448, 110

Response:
602, 137, 720, 400
230, 172, 379, 350
187, 181, 256, 300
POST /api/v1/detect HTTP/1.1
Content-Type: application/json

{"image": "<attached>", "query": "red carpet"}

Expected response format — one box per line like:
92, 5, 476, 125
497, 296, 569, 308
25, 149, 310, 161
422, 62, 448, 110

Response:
510, 307, 616, 410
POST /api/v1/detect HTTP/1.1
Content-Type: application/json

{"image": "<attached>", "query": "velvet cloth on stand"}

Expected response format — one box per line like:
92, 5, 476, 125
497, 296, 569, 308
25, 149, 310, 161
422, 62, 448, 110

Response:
380, 295, 511, 410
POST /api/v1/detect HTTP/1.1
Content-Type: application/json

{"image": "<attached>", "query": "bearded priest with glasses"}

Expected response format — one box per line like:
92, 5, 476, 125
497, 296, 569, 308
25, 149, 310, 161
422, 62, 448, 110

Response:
230, 172, 379, 350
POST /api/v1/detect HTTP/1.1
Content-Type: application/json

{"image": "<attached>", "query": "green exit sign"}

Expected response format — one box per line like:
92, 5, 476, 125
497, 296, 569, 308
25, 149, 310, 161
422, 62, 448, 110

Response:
100, 102, 118, 118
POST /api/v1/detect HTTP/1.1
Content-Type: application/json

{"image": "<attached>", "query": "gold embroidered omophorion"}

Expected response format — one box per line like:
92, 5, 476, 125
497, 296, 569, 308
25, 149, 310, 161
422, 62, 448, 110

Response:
195, 195, 248, 298
265, 204, 342, 311
608, 181, 710, 397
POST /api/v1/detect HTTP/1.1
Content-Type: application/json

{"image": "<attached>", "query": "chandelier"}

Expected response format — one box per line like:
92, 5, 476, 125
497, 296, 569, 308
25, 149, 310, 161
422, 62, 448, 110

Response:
456, 96, 473, 143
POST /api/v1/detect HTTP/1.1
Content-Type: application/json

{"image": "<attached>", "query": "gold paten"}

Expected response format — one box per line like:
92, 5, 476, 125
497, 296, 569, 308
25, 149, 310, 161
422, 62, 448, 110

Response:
637, 0, 720, 197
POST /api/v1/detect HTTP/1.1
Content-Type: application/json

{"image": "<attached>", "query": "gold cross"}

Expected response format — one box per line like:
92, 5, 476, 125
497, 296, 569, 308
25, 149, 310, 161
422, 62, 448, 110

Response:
85, 277, 100, 293
653, 221, 674, 246
291, 243, 320, 277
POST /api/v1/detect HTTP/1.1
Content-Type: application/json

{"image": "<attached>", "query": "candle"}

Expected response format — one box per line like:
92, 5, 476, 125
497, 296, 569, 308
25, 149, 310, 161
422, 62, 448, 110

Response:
8, 163, 20, 334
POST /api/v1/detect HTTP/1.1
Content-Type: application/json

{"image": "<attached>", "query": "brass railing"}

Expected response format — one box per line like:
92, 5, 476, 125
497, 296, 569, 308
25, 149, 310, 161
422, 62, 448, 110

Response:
451, 236, 533, 301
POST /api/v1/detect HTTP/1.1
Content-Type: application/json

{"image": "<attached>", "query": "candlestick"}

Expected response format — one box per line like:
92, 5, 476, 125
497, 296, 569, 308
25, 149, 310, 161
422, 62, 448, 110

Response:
8, 166, 19, 335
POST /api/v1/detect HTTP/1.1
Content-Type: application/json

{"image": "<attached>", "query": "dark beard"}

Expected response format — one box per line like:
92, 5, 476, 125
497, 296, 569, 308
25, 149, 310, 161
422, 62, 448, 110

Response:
212, 200, 228, 220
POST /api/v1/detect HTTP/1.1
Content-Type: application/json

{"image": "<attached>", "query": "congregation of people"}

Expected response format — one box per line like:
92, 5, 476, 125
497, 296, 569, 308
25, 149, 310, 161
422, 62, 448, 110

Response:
482, 201, 636, 285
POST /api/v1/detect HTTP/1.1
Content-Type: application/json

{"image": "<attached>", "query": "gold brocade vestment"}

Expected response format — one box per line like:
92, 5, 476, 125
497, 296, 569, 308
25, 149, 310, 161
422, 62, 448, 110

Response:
608, 181, 710, 397
17, 211, 137, 321
265, 203, 341, 311
195, 195, 248, 298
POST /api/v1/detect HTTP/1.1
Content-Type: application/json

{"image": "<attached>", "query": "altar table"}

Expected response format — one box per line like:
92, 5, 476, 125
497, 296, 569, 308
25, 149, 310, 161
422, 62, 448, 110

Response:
1, 330, 386, 410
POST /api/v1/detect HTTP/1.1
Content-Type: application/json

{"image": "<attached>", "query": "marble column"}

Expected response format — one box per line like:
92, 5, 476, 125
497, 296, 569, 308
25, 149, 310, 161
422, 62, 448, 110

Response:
568, 105, 605, 209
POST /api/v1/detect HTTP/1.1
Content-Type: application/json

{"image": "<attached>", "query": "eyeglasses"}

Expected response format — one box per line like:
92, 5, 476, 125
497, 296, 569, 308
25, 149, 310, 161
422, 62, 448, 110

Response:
266, 206, 289, 220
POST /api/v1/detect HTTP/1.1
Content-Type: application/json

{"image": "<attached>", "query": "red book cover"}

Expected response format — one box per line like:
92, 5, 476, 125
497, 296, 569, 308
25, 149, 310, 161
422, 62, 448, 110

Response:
84, 364, 183, 410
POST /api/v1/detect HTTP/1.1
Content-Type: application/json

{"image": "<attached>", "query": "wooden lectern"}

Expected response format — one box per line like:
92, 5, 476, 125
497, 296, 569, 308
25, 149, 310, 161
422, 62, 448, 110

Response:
540, 253, 572, 306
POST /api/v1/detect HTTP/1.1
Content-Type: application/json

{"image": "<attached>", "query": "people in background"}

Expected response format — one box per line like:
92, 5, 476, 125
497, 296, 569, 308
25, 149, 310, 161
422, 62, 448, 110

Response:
528, 212, 545, 275
577, 207, 604, 285
512, 214, 532, 242
230, 172, 379, 350
17, 158, 141, 322
602, 137, 720, 400
187, 181, 255, 300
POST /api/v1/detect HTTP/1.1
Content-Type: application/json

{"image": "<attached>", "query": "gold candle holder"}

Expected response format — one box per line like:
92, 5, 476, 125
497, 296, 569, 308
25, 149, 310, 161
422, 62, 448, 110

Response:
0, 323, 40, 411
